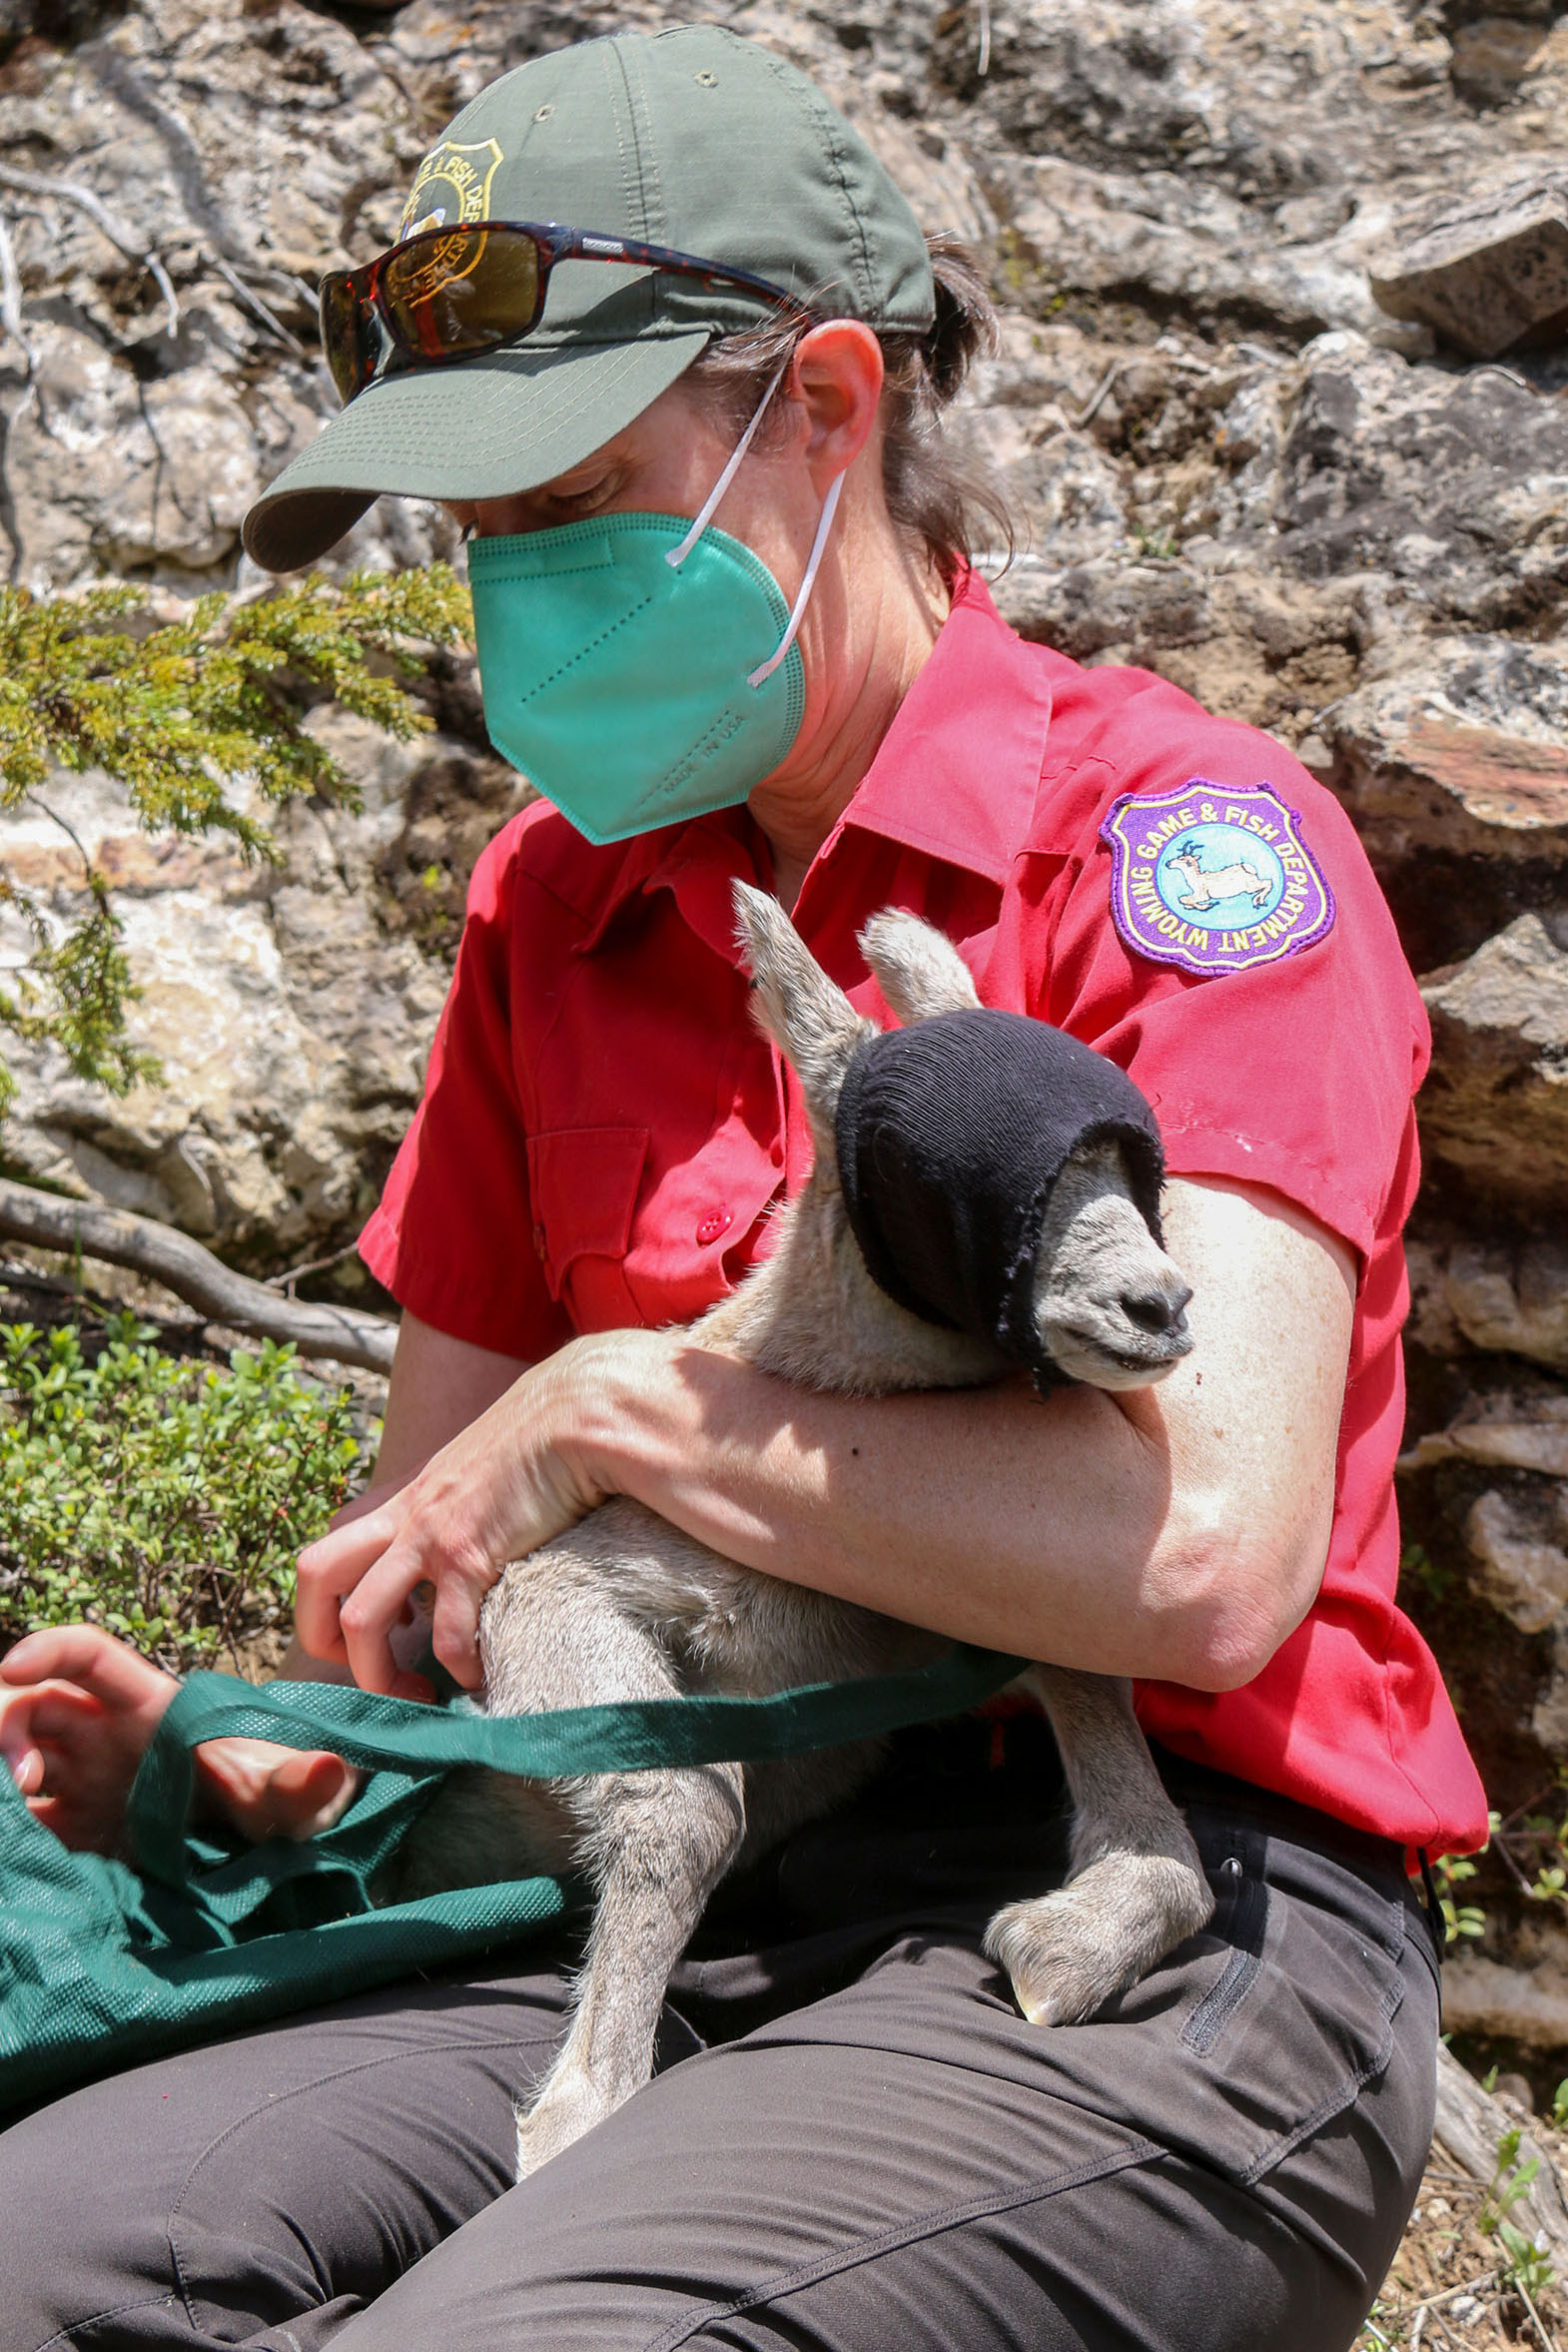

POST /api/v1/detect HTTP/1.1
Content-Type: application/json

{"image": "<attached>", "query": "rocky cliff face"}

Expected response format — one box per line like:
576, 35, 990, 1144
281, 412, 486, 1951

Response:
0, 0, 1566, 2012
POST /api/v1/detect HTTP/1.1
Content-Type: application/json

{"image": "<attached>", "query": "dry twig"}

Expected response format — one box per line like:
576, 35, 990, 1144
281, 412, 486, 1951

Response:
1518, 2278, 1561, 2352
1074, 361, 1122, 426
0, 212, 31, 364
0, 162, 179, 335
208, 254, 306, 356
0, 1177, 394, 1373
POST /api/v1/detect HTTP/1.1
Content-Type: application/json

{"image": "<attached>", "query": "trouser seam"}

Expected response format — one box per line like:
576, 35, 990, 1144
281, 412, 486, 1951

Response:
34, 2292, 184, 2352
638, 2133, 1164, 2352
166, 2029, 554, 2331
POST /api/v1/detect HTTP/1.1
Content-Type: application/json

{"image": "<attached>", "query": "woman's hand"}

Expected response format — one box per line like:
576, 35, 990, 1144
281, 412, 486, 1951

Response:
293, 1331, 656, 1698
0, 1626, 359, 1854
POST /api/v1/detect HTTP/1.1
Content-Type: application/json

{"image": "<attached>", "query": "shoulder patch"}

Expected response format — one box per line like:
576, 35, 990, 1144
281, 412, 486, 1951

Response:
1099, 780, 1335, 978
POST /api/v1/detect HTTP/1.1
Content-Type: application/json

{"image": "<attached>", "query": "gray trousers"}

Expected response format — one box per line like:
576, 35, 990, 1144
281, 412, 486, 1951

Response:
1, 1728, 1440, 2352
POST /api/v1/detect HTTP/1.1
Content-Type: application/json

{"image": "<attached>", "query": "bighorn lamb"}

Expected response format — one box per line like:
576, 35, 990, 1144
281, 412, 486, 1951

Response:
399, 884, 1214, 2179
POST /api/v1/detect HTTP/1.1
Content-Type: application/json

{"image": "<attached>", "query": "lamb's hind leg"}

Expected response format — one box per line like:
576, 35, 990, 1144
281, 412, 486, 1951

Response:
476, 1549, 748, 2180
514, 1748, 745, 2178
984, 1668, 1213, 2025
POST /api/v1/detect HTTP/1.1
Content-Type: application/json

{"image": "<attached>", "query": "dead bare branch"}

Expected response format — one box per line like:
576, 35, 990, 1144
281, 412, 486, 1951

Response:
208, 254, 306, 357
0, 211, 32, 368
1518, 2277, 1560, 2352
0, 1176, 394, 1372
1434, 2041, 1568, 2270
0, 164, 179, 336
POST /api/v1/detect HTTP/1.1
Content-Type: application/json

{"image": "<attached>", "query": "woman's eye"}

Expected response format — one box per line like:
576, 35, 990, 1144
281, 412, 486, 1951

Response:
551, 475, 616, 516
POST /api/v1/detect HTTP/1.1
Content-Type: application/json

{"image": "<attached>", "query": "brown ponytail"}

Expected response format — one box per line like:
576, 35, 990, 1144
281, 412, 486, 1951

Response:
686, 233, 1015, 585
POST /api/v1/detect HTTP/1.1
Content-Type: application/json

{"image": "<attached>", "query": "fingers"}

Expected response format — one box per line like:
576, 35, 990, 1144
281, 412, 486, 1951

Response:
298, 1509, 451, 1697
0, 1679, 126, 1851
292, 1356, 598, 1696
0, 1684, 50, 1795
267, 1749, 362, 1840
194, 1737, 362, 1843
428, 1565, 492, 1692
2, 1678, 108, 1780
1, 1626, 177, 1726
298, 1493, 492, 1694
344, 1541, 482, 1695
1, 1623, 122, 1687
294, 1507, 393, 1667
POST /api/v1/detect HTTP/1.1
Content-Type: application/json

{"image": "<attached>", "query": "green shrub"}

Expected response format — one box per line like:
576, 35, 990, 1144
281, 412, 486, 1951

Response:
0, 1316, 366, 1669
0, 565, 471, 1116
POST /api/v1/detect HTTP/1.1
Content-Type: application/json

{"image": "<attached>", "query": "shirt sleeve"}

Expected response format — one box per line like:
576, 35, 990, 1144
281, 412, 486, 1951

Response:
358, 823, 573, 1361
1042, 712, 1429, 1264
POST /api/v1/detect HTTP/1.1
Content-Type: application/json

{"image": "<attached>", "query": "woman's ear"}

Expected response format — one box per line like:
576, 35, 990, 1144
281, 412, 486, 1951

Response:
788, 320, 885, 491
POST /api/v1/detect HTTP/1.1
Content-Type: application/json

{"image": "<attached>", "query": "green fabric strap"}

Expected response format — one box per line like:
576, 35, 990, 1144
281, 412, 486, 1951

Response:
2, 1644, 1023, 2112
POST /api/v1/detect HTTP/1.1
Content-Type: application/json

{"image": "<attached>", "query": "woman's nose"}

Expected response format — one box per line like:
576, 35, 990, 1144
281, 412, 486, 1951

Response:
465, 495, 540, 540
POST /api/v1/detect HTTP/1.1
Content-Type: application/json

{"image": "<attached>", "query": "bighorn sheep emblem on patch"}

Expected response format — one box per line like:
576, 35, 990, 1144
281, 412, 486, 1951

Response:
1167, 837, 1271, 913
1100, 779, 1338, 979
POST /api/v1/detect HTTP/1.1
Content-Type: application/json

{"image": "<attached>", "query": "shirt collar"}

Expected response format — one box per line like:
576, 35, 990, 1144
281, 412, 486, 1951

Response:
572, 568, 1051, 958
828, 568, 1051, 888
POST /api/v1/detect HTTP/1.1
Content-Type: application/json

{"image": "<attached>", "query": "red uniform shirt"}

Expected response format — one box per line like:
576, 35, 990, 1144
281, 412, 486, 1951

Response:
363, 570, 1488, 1855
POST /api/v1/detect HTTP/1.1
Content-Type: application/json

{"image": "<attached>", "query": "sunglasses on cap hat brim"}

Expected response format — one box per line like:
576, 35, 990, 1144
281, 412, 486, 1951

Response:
320, 221, 809, 407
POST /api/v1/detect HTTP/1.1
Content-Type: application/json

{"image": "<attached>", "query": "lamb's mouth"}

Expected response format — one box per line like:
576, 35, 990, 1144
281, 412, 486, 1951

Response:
1056, 1324, 1194, 1377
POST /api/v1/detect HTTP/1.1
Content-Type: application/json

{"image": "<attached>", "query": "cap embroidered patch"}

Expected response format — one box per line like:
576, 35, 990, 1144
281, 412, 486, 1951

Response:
398, 138, 504, 243
1100, 781, 1335, 978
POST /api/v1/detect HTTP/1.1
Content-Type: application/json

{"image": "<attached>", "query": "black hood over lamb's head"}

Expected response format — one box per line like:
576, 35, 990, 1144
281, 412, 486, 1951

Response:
833, 1008, 1166, 1391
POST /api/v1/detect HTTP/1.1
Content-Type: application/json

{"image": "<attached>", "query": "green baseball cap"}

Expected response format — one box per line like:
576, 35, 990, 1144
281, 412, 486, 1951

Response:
242, 27, 935, 573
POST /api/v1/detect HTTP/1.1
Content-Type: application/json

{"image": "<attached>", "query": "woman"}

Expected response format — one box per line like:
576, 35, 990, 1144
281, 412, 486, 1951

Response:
0, 26, 1485, 2351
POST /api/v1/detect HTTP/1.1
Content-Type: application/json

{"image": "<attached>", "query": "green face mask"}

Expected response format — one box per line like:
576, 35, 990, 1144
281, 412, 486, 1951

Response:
465, 371, 843, 846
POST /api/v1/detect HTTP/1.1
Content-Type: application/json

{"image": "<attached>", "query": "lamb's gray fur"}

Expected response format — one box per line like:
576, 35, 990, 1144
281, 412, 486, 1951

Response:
395, 885, 1213, 2178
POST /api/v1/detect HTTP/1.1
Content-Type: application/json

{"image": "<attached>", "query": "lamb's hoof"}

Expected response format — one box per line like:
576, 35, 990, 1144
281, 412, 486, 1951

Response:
512, 2066, 618, 2181
984, 1852, 1214, 2027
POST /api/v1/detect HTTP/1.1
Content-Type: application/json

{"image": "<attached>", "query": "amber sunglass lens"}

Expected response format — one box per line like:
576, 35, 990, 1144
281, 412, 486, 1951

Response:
320, 273, 377, 405
382, 226, 543, 365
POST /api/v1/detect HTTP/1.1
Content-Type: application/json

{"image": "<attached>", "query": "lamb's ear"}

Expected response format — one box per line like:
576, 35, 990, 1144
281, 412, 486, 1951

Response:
732, 881, 866, 1115
859, 908, 981, 1024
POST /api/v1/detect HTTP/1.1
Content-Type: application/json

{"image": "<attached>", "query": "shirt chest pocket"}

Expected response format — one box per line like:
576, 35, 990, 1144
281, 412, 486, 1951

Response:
526, 1127, 650, 1334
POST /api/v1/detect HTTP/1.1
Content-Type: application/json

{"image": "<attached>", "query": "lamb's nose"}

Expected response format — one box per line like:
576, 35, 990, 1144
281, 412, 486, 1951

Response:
1124, 1283, 1192, 1337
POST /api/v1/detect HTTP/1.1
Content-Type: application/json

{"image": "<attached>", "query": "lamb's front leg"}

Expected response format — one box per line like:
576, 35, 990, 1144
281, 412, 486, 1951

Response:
984, 1668, 1213, 2025
476, 1539, 749, 2181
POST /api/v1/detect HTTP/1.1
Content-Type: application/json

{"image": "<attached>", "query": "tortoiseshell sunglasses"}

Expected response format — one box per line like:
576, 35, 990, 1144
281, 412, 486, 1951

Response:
319, 221, 803, 405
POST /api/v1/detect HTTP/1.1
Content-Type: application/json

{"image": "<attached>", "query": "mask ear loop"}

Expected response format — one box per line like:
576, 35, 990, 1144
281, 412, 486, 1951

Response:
666, 356, 791, 571
746, 467, 844, 690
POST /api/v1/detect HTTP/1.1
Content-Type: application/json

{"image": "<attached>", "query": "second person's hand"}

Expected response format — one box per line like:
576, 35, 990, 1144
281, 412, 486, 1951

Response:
0, 1624, 361, 1853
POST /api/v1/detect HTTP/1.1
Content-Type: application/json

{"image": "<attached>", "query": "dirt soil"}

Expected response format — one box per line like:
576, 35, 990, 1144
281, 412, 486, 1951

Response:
1361, 2140, 1568, 2350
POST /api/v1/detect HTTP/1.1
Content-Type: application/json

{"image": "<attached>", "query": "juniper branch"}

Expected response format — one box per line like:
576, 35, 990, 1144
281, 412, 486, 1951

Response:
0, 564, 471, 1107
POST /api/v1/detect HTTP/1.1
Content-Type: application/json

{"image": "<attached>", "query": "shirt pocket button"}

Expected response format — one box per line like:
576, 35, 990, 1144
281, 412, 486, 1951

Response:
696, 1208, 733, 1246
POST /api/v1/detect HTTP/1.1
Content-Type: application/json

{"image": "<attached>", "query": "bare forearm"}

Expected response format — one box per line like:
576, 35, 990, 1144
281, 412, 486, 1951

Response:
297, 1179, 1346, 1695
566, 1181, 1355, 1691
572, 1331, 1242, 1686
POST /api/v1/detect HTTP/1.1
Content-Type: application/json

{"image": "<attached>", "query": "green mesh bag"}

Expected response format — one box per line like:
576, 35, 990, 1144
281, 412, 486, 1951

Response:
0, 1645, 1022, 2112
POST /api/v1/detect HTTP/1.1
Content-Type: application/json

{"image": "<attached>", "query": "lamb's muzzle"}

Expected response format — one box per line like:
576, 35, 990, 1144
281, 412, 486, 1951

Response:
1032, 1139, 1195, 1391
